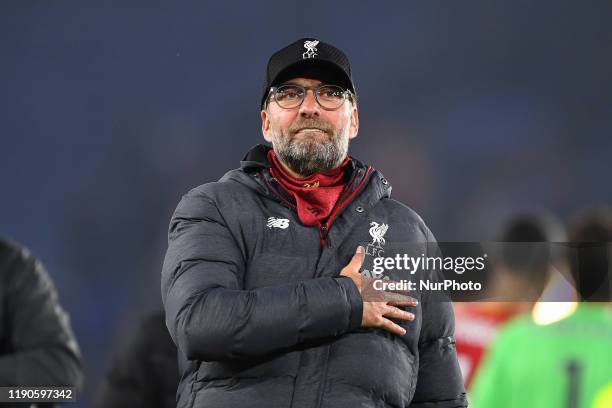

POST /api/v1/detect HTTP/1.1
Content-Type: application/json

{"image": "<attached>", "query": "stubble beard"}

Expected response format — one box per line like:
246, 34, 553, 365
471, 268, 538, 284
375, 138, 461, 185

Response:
270, 118, 350, 176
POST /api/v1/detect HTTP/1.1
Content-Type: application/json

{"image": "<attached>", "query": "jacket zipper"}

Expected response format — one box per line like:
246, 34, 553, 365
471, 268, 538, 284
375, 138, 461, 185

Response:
319, 166, 373, 247
318, 223, 330, 247
313, 167, 374, 408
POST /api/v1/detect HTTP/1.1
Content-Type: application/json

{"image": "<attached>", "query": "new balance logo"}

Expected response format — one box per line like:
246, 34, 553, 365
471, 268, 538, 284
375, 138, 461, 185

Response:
267, 217, 290, 229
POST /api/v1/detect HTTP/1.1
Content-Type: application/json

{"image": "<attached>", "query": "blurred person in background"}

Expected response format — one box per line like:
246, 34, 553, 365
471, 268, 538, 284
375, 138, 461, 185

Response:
454, 212, 566, 388
0, 237, 83, 406
469, 207, 612, 408
161, 38, 466, 408
94, 311, 178, 408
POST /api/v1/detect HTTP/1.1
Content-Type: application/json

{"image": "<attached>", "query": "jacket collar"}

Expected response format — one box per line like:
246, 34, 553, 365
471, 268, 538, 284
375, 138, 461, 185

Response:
228, 143, 392, 207
240, 144, 272, 172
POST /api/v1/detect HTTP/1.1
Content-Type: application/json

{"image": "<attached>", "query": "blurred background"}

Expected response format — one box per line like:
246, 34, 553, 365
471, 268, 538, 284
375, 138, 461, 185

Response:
1, 1, 611, 406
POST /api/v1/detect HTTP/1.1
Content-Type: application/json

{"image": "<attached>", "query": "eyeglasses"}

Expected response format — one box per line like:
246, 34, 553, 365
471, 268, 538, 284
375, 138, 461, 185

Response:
267, 84, 354, 111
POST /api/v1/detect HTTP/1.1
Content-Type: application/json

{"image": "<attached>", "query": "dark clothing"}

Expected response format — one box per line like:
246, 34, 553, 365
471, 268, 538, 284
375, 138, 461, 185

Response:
94, 311, 179, 408
0, 238, 82, 405
162, 144, 467, 408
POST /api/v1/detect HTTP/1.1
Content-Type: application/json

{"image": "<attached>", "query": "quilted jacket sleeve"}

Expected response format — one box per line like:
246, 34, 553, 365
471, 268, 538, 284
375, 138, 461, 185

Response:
408, 228, 468, 408
161, 187, 363, 361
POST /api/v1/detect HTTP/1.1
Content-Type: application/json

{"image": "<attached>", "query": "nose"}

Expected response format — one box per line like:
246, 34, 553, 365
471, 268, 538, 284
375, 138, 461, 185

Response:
298, 89, 320, 118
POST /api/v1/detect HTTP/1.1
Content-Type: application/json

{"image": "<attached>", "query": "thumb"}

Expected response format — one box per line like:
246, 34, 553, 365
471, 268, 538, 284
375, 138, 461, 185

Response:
348, 245, 366, 271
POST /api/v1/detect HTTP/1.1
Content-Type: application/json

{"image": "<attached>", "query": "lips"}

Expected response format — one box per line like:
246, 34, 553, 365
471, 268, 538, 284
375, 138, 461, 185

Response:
294, 128, 327, 135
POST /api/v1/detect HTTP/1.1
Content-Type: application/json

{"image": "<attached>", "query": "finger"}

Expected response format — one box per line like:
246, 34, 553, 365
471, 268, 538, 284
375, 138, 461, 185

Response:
382, 305, 415, 321
387, 297, 418, 306
346, 245, 366, 271
381, 291, 418, 304
379, 317, 407, 336
361, 289, 417, 303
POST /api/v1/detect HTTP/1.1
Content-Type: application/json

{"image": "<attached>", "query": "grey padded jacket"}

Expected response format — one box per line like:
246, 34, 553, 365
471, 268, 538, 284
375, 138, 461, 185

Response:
162, 144, 467, 408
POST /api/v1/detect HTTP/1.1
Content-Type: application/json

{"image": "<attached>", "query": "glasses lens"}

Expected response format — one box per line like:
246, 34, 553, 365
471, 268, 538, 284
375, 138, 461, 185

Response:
316, 85, 346, 109
274, 85, 305, 109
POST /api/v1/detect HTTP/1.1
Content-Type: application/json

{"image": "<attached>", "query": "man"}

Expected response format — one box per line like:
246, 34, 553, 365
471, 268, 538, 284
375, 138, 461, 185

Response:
469, 207, 612, 408
0, 237, 83, 406
454, 212, 566, 388
162, 38, 466, 408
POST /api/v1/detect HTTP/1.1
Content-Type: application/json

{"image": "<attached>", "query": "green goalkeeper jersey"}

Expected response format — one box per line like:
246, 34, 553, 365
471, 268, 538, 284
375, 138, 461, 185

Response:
470, 304, 612, 408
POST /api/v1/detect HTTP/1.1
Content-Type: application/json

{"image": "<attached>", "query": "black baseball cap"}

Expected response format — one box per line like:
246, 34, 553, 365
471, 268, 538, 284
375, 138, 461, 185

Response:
261, 38, 356, 108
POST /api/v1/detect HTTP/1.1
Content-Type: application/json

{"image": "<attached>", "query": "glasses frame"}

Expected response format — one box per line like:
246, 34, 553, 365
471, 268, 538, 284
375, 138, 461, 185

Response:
266, 84, 355, 111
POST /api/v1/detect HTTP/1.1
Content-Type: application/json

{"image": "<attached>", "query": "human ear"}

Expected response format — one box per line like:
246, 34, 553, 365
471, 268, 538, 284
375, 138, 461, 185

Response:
261, 109, 273, 143
348, 105, 359, 140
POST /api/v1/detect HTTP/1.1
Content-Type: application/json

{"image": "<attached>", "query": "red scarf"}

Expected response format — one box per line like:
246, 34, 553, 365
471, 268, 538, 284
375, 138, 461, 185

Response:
268, 150, 350, 226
